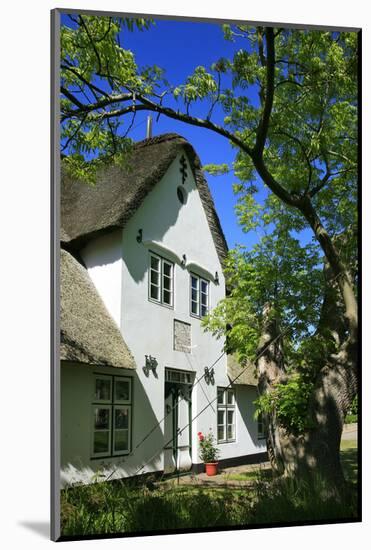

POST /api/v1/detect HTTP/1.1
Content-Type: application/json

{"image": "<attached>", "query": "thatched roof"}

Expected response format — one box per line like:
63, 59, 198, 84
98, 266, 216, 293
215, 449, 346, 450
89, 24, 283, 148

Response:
60, 248, 135, 369
227, 354, 257, 387
61, 133, 228, 265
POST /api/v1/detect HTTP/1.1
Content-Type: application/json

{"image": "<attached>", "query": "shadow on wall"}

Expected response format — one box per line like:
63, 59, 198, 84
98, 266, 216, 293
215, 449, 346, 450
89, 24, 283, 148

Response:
82, 163, 188, 288
60, 368, 165, 486
237, 386, 267, 451
122, 179, 188, 285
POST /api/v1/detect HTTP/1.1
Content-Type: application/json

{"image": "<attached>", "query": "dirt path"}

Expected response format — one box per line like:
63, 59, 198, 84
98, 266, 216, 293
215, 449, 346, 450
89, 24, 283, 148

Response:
342, 423, 357, 441
160, 424, 357, 489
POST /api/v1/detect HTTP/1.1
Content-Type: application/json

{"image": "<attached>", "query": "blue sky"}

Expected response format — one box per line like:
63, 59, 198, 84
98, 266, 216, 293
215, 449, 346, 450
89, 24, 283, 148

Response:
61, 14, 314, 251
120, 19, 261, 250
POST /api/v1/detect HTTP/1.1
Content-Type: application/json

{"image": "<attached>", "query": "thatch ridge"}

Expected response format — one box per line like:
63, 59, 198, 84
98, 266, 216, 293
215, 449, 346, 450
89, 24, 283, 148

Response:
61, 133, 228, 265
60, 248, 135, 369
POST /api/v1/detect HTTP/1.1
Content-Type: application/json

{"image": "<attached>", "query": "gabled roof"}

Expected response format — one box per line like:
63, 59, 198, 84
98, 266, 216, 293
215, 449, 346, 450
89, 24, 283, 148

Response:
60, 248, 135, 370
61, 133, 228, 265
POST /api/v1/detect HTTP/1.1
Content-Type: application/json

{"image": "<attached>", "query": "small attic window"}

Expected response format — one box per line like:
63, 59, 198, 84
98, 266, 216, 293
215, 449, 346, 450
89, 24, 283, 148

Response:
177, 186, 187, 205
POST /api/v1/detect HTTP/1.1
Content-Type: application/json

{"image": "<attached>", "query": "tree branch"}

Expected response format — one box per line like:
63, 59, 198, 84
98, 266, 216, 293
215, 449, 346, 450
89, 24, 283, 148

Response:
271, 129, 313, 188
253, 27, 275, 156
61, 91, 133, 121
62, 63, 111, 99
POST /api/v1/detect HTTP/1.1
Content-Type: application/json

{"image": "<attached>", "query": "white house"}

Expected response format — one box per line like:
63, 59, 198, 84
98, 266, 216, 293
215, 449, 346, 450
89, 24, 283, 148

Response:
60, 133, 266, 485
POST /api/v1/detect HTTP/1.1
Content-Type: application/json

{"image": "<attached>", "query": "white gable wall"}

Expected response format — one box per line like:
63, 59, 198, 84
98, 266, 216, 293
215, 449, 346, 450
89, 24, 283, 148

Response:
121, 151, 264, 470
121, 152, 226, 417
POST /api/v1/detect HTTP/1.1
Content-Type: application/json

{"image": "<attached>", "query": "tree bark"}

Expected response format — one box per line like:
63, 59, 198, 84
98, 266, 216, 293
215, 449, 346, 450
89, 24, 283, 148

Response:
256, 283, 357, 492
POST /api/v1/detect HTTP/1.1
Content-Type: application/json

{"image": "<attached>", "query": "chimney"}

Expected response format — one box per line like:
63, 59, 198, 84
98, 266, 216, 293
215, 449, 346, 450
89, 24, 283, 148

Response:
146, 115, 153, 139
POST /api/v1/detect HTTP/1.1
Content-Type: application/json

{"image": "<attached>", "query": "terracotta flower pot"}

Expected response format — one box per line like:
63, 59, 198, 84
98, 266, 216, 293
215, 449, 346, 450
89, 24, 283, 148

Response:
205, 462, 218, 476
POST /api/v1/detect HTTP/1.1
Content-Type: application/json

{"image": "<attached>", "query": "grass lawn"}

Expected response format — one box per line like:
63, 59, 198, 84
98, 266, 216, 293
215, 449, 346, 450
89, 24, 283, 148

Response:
340, 439, 358, 485
61, 439, 359, 537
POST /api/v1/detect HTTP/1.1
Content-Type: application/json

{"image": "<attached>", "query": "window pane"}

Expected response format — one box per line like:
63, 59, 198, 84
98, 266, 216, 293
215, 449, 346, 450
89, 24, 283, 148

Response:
191, 289, 198, 302
94, 407, 110, 430
217, 410, 225, 425
151, 256, 160, 270
201, 305, 208, 317
201, 280, 208, 294
163, 262, 172, 277
217, 389, 225, 404
115, 408, 129, 429
95, 378, 111, 401
115, 380, 130, 402
227, 410, 235, 425
227, 425, 235, 440
114, 430, 129, 452
150, 284, 159, 300
94, 431, 109, 454
191, 276, 198, 290
163, 289, 171, 305
163, 275, 171, 291
191, 301, 198, 315
227, 390, 235, 405
217, 425, 225, 441
150, 270, 159, 285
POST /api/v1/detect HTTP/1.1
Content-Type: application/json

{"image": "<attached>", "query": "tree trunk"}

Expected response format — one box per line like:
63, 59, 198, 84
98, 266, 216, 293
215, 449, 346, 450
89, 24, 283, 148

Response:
257, 291, 357, 492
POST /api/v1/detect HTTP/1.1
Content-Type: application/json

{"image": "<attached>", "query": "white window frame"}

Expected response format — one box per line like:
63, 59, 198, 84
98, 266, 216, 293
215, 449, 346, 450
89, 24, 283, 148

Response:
217, 387, 236, 443
112, 405, 131, 456
91, 405, 112, 458
93, 374, 112, 404
149, 252, 174, 308
190, 273, 209, 318
257, 412, 266, 440
91, 375, 132, 458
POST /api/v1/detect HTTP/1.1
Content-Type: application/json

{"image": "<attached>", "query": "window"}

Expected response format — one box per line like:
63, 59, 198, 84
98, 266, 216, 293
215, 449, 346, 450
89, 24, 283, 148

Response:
190, 273, 209, 317
91, 375, 132, 458
149, 252, 174, 307
217, 387, 236, 443
165, 367, 193, 385
257, 412, 266, 440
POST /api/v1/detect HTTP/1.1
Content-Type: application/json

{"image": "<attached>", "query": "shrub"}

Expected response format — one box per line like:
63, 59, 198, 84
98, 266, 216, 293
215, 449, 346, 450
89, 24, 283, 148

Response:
197, 430, 220, 463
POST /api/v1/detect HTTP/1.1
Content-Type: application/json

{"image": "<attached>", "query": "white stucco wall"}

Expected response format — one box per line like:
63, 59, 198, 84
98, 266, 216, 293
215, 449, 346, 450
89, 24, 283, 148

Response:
61, 362, 164, 486
61, 149, 266, 484
80, 230, 123, 328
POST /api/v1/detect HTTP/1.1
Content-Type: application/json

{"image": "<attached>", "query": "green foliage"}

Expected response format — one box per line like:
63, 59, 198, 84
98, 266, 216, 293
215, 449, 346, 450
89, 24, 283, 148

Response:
60, 459, 357, 537
250, 474, 358, 524
254, 373, 315, 435
174, 66, 217, 103
202, 163, 230, 175
197, 431, 220, 463
349, 394, 358, 416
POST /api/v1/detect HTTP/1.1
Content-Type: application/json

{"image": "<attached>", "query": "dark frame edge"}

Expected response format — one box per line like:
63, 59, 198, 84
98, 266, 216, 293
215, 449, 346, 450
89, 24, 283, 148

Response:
55, 7, 361, 32
51, 8, 61, 543
51, 11, 361, 540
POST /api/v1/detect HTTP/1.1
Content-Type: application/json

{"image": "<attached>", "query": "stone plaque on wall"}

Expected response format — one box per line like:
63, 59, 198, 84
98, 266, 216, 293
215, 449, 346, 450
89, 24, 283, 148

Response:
173, 319, 191, 353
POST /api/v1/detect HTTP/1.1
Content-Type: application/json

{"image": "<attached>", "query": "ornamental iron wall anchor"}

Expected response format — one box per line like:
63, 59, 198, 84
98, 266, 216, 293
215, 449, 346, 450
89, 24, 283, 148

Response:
143, 355, 158, 377
204, 366, 215, 385
179, 154, 188, 184
136, 228, 143, 243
